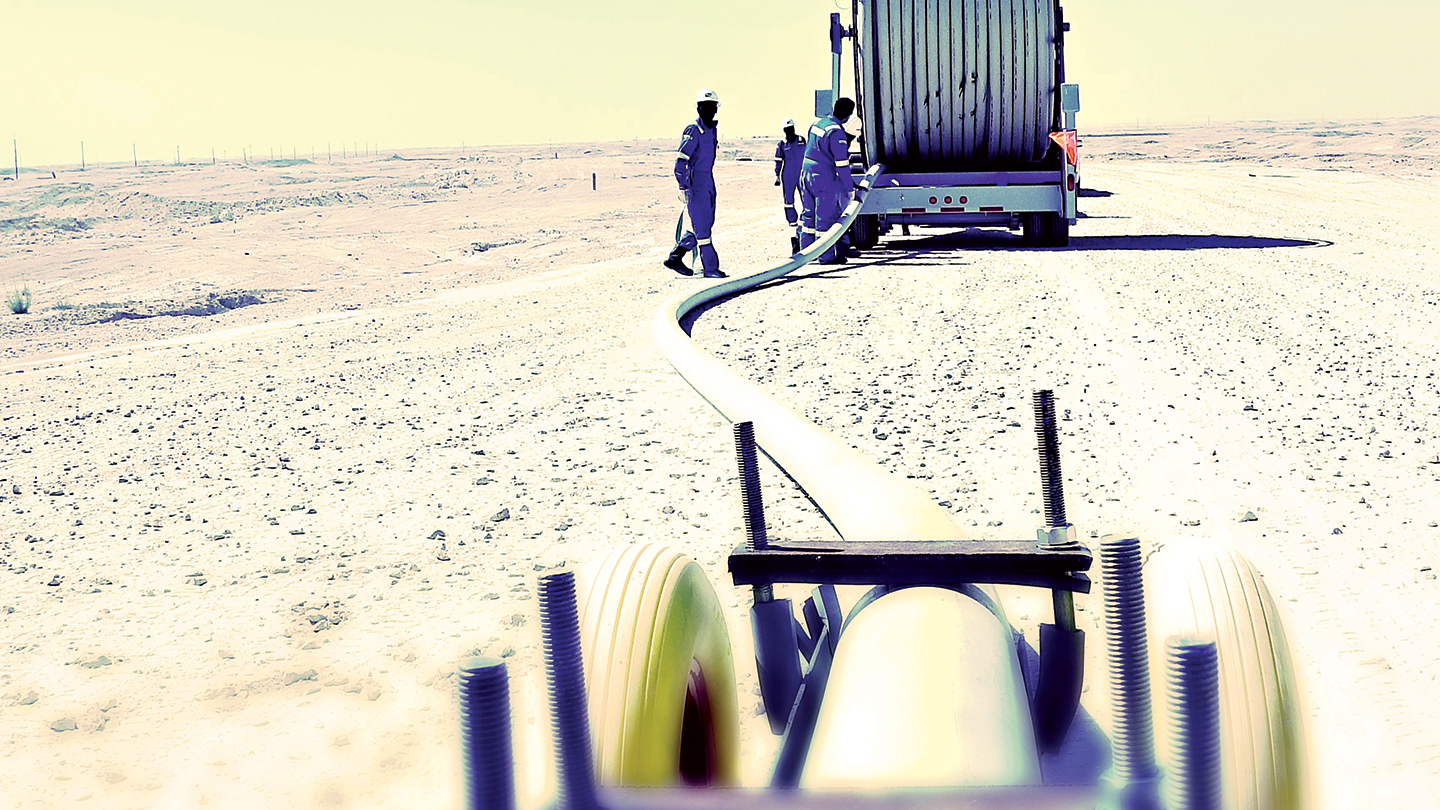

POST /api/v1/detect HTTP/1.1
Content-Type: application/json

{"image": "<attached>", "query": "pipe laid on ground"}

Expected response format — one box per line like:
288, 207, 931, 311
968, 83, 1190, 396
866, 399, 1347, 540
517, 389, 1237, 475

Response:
652, 164, 966, 544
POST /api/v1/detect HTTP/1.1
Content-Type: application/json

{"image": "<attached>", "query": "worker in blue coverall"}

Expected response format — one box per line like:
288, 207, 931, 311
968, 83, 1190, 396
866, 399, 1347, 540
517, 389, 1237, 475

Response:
799, 97, 857, 265
774, 118, 806, 255
663, 88, 727, 278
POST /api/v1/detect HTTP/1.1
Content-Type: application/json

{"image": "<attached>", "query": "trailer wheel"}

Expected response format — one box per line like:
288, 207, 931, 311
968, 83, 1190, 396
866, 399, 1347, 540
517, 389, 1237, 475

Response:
1044, 213, 1070, 247
850, 214, 880, 250
576, 543, 740, 786
1021, 213, 1045, 247
1144, 543, 1307, 810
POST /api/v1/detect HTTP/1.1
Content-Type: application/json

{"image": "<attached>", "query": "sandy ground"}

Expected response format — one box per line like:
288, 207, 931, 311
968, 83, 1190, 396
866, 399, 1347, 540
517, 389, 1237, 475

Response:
2, 118, 1438, 808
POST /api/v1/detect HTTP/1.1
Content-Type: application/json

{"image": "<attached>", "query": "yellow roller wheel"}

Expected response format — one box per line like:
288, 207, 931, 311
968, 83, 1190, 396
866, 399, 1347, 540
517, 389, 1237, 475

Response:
1144, 542, 1307, 810
575, 543, 739, 786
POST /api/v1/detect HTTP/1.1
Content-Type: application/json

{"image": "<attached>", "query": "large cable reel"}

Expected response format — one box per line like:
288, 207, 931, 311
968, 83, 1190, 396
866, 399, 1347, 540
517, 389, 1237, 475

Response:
857, 0, 1060, 170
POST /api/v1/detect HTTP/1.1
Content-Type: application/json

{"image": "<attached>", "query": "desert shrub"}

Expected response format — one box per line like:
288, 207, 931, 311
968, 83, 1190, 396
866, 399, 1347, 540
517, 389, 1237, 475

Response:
6, 284, 30, 315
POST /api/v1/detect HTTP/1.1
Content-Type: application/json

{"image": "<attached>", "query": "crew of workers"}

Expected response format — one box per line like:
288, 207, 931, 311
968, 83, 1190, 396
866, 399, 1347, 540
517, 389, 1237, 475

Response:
665, 89, 859, 277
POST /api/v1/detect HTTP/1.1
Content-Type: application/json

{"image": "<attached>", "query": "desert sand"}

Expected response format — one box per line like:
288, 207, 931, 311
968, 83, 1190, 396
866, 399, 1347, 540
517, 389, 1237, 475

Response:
2, 117, 1438, 808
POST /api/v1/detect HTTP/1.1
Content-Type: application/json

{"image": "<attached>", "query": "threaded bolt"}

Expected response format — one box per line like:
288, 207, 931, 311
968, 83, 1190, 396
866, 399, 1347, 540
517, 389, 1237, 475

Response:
734, 421, 768, 551
1100, 535, 1158, 785
458, 656, 516, 810
1033, 389, 1067, 527
1164, 636, 1222, 810
734, 421, 774, 603
537, 570, 599, 810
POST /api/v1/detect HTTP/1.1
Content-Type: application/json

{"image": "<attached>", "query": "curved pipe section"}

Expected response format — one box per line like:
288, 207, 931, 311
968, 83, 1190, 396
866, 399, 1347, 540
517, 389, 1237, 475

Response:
652, 164, 968, 544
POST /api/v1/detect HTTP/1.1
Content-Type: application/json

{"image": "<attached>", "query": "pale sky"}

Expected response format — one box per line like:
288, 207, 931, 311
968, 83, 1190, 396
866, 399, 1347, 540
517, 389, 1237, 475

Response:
4, 0, 1438, 168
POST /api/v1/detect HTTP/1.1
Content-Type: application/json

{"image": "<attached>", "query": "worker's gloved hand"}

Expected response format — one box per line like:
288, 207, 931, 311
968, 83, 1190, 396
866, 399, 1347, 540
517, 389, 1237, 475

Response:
678, 189, 689, 207
774, 178, 781, 186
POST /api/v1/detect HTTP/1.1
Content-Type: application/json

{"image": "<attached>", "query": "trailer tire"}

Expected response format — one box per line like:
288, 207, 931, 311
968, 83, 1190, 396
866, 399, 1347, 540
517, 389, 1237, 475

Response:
1044, 213, 1069, 248
850, 214, 880, 250
576, 543, 740, 787
1021, 213, 1045, 247
1144, 543, 1307, 810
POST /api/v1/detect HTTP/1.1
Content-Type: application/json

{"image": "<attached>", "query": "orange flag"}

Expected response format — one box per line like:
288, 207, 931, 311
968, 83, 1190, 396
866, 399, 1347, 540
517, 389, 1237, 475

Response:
1049, 130, 1079, 166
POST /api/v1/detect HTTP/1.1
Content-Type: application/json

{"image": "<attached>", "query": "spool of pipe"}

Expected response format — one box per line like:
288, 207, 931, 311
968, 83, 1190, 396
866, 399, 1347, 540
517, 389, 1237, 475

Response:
858, 0, 1059, 170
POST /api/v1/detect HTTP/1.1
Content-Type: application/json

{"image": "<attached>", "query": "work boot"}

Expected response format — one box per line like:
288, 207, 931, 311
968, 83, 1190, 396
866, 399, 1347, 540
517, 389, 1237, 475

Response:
702, 268, 727, 279
790, 236, 801, 255
663, 247, 692, 276
819, 254, 847, 266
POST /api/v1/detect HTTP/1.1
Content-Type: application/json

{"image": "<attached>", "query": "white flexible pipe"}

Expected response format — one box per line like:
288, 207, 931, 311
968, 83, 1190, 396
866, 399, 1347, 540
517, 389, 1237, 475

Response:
652, 165, 968, 543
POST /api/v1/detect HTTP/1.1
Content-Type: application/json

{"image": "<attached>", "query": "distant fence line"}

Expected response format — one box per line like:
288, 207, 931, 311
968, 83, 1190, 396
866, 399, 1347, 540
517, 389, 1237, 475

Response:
2, 139, 392, 178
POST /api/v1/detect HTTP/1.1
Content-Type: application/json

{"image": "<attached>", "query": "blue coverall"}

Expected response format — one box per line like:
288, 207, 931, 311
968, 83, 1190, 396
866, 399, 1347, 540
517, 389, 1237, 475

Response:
673, 117, 720, 274
798, 115, 854, 261
774, 136, 806, 235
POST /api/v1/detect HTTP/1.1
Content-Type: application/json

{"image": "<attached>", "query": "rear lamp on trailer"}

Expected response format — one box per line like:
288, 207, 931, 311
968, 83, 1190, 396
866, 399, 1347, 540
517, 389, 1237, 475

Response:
959, 196, 967, 204
929, 196, 938, 205
1067, 175, 1076, 191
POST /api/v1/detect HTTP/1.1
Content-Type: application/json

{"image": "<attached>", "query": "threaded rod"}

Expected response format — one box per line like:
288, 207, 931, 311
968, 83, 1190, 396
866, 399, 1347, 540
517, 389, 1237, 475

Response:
458, 656, 516, 810
537, 571, 599, 810
1033, 389, 1067, 527
734, 421, 768, 551
1164, 637, 1222, 810
1100, 535, 1158, 784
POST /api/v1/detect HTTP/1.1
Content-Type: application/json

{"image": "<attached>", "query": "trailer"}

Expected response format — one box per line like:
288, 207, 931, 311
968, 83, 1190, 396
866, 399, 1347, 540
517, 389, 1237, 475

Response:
836, 1, 1081, 249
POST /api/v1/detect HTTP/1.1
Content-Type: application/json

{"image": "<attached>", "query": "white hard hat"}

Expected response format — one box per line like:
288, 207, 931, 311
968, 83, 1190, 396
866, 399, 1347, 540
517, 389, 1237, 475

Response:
696, 88, 720, 105
782, 118, 795, 129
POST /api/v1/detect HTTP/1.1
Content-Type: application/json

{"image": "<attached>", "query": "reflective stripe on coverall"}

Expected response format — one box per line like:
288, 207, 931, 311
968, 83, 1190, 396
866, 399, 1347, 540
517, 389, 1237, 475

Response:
673, 117, 720, 273
775, 137, 806, 231
798, 115, 854, 261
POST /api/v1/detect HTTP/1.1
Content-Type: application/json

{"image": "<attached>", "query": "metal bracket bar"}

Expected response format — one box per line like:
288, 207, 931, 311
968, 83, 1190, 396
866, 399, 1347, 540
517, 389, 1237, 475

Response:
793, 614, 818, 662
814, 585, 844, 657
771, 624, 834, 788
730, 539, 1092, 593
800, 597, 824, 661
